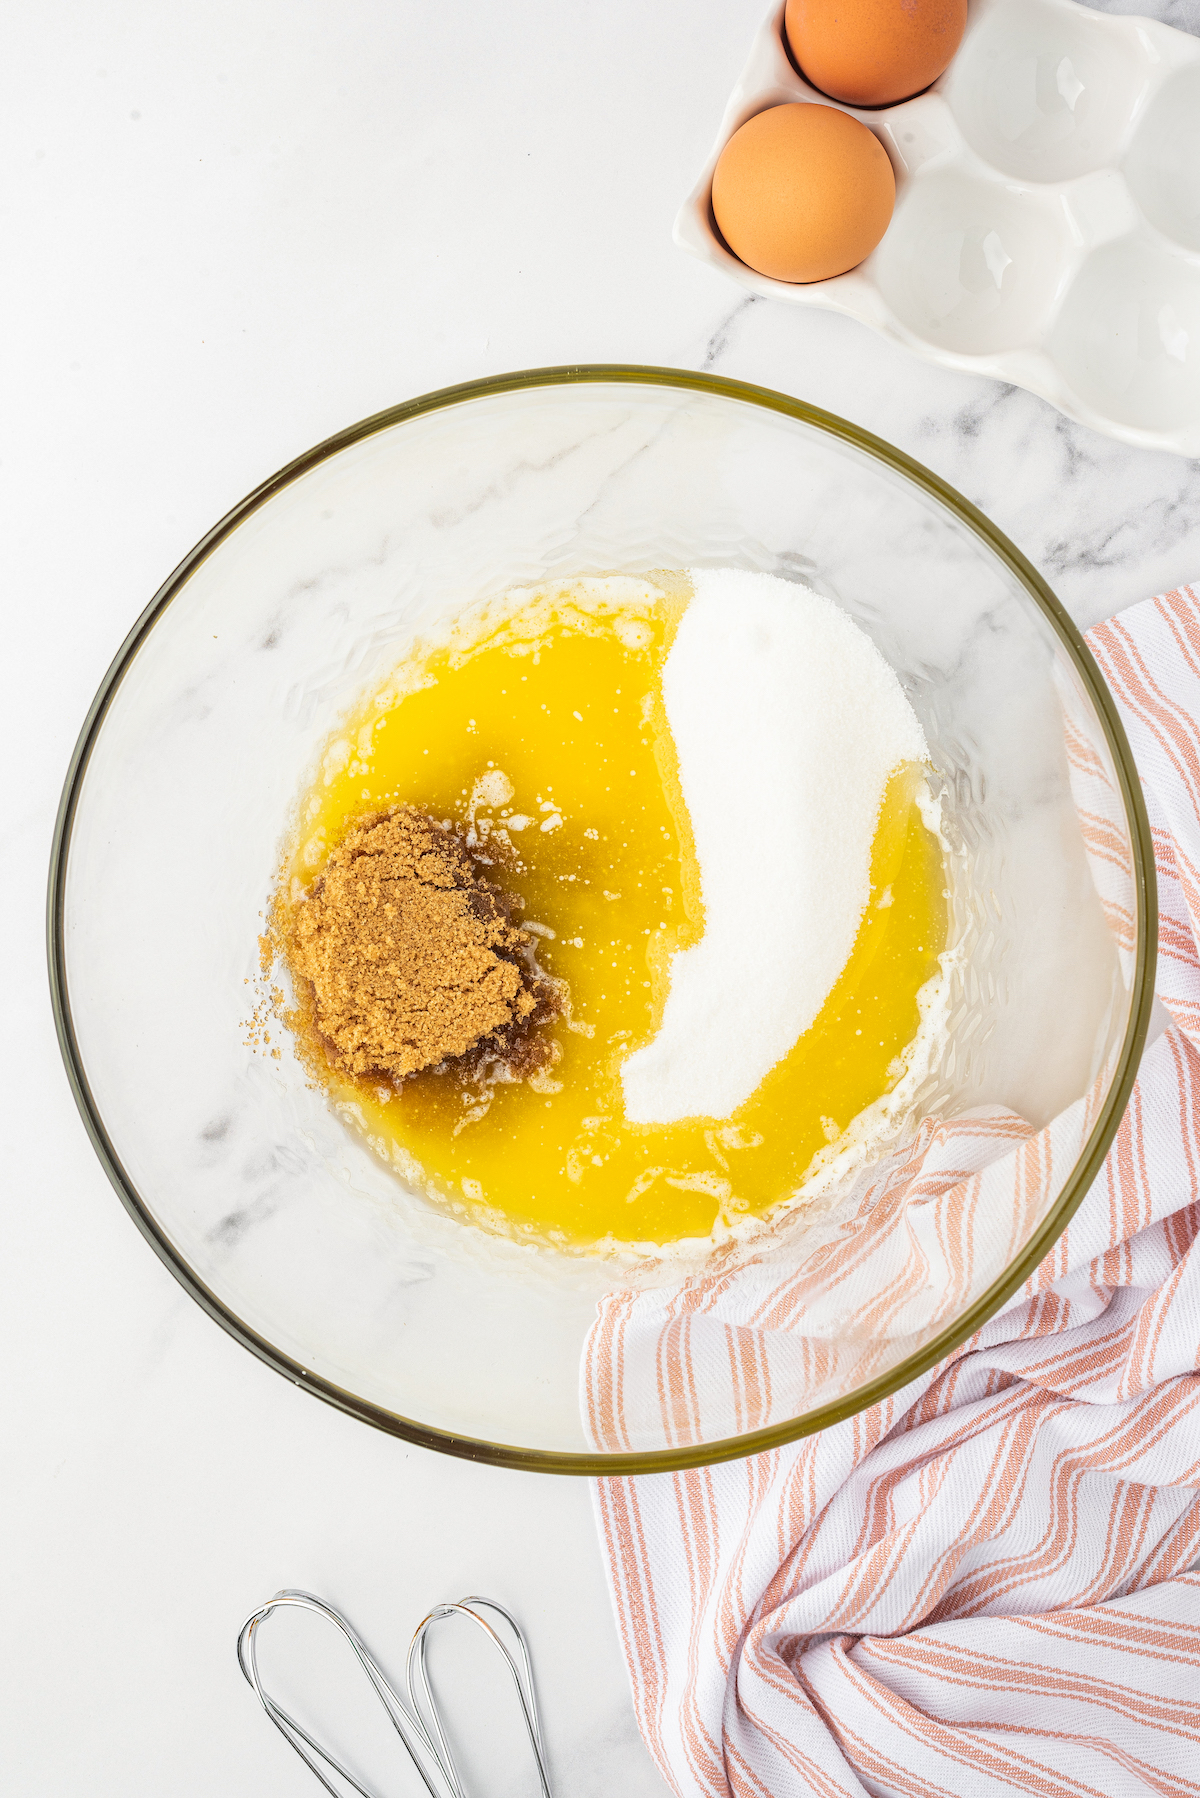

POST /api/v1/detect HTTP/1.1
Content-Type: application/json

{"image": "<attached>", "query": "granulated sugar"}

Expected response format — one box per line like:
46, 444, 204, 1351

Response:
621, 568, 928, 1125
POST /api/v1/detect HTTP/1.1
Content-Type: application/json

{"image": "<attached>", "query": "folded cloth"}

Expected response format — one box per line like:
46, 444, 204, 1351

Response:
590, 582, 1200, 1798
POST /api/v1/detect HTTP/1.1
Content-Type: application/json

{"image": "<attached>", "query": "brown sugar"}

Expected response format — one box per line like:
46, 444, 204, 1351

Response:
287, 808, 561, 1082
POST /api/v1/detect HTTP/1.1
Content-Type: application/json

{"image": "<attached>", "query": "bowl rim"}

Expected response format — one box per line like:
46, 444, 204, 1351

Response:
47, 363, 1157, 1475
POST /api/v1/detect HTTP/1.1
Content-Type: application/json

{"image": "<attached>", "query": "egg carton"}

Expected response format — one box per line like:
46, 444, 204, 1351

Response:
675, 0, 1200, 457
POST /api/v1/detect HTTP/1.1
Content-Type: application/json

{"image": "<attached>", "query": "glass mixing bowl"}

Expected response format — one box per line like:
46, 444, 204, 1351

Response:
49, 367, 1155, 1473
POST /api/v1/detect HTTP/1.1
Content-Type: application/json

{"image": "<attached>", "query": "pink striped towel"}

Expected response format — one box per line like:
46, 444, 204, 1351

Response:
590, 583, 1200, 1798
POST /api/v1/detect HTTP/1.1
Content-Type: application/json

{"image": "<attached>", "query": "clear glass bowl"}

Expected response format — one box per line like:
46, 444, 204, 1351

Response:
49, 367, 1155, 1472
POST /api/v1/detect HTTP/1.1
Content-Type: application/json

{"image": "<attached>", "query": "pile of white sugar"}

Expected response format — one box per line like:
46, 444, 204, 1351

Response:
620, 568, 928, 1126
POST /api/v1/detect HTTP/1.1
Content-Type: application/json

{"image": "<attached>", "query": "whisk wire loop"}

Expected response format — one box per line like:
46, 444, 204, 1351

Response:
236, 1587, 553, 1798
408, 1599, 551, 1798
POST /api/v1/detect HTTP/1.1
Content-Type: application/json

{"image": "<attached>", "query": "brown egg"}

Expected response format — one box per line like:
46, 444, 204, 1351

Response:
710, 103, 895, 284
785, 0, 968, 107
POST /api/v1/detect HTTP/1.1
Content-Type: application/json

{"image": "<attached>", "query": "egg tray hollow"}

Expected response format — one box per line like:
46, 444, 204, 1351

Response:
676, 0, 1200, 457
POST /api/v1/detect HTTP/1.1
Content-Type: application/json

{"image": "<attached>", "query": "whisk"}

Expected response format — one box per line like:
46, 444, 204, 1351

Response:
237, 1589, 553, 1798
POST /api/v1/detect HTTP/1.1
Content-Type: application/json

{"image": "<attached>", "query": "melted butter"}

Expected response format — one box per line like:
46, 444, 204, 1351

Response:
281, 578, 947, 1249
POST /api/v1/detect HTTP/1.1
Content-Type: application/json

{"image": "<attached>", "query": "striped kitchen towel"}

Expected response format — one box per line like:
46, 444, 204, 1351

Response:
589, 582, 1200, 1798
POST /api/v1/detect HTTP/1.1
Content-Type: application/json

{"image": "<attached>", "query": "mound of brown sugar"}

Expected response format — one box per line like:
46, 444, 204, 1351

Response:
288, 808, 560, 1081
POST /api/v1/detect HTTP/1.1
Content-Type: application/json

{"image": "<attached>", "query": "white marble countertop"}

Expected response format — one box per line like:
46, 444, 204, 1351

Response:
4, 1, 1199, 1791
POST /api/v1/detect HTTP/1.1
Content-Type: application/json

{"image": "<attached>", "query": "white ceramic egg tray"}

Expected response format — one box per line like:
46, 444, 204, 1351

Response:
676, 0, 1200, 457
